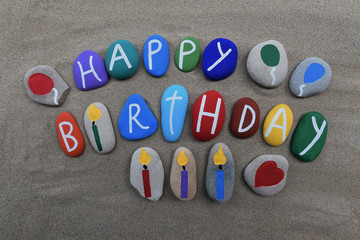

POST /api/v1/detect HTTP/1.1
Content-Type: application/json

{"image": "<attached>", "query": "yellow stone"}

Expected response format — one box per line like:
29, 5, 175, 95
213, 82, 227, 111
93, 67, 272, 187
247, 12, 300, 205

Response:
263, 104, 293, 146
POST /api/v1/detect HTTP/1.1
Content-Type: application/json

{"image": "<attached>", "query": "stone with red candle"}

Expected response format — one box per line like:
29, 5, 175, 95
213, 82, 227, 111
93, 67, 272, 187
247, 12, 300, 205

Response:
24, 65, 70, 106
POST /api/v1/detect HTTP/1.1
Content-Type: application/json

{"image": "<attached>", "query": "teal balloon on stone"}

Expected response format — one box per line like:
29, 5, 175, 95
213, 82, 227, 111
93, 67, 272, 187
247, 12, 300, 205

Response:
105, 40, 139, 80
260, 44, 280, 67
291, 112, 328, 162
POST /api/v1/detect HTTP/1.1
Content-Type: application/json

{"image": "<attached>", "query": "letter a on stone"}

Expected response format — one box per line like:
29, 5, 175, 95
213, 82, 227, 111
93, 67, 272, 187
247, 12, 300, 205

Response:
110, 44, 132, 71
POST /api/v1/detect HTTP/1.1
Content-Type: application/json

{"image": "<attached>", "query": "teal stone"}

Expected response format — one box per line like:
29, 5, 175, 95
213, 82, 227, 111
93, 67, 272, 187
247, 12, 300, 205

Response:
105, 40, 139, 80
291, 112, 328, 162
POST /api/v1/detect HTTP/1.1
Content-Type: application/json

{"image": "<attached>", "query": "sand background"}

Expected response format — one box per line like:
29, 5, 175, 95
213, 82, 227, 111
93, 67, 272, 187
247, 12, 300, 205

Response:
1, 1, 359, 239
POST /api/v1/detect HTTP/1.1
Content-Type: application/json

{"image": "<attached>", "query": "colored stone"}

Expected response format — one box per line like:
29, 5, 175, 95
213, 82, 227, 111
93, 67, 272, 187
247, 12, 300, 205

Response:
244, 154, 288, 196
130, 147, 164, 201
206, 143, 235, 204
289, 57, 332, 98
202, 38, 238, 81
24, 65, 69, 106
143, 34, 169, 77
229, 97, 260, 138
170, 147, 196, 201
73, 50, 109, 91
263, 104, 293, 146
247, 40, 288, 88
105, 40, 139, 80
118, 94, 158, 140
291, 112, 328, 162
84, 102, 116, 154
175, 37, 200, 72
56, 112, 85, 157
192, 90, 225, 141
161, 85, 188, 142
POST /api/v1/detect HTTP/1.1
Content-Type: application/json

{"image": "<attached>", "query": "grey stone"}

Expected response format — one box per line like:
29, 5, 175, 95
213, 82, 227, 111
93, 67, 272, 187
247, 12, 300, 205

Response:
289, 57, 332, 98
130, 147, 164, 201
244, 154, 288, 197
247, 40, 288, 88
206, 143, 235, 204
170, 147, 197, 201
24, 65, 70, 106
84, 102, 116, 154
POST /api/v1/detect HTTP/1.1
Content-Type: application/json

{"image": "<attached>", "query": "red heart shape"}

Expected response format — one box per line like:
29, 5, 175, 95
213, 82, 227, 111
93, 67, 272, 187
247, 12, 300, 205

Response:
255, 161, 284, 188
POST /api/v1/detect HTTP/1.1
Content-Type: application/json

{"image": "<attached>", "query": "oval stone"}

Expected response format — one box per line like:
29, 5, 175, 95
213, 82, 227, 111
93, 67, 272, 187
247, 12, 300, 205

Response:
174, 37, 200, 72
202, 38, 238, 81
192, 90, 225, 141
161, 85, 189, 142
84, 102, 116, 154
143, 34, 169, 77
289, 57, 332, 98
105, 40, 139, 80
291, 111, 328, 162
56, 112, 85, 157
247, 40, 288, 88
130, 147, 164, 201
263, 104, 293, 146
170, 147, 196, 201
206, 143, 235, 204
73, 50, 109, 91
244, 154, 288, 196
24, 65, 70, 106
229, 97, 260, 138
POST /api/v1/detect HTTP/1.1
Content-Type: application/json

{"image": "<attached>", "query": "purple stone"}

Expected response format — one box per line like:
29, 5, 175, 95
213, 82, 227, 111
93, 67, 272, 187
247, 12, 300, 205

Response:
73, 50, 109, 91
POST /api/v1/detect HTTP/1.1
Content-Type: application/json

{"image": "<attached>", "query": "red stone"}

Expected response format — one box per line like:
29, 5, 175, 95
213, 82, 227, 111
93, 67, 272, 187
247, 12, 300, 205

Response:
56, 112, 85, 157
229, 97, 260, 138
255, 161, 284, 188
191, 90, 225, 141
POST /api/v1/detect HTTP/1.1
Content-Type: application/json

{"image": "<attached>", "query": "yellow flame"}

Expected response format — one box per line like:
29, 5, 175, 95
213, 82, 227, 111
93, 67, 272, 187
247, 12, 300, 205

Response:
177, 150, 188, 166
139, 148, 151, 165
213, 145, 226, 165
87, 104, 102, 121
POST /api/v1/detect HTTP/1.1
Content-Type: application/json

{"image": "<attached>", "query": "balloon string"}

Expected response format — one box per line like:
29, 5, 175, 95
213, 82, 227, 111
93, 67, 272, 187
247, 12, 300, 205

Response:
298, 84, 305, 97
52, 88, 59, 105
271, 67, 276, 85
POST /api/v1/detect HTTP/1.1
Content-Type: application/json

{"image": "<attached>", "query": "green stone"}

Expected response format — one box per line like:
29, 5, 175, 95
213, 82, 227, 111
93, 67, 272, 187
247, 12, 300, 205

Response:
174, 37, 200, 72
260, 44, 280, 67
291, 111, 328, 162
105, 40, 139, 80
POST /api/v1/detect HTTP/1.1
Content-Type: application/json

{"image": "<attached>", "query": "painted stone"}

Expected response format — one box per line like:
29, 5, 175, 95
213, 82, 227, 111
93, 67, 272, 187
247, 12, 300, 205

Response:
263, 104, 293, 146
192, 90, 225, 141
244, 154, 288, 197
291, 112, 328, 162
206, 143, 235, 204
118, 94, 158, 140
143, 34, 169, 77
24, 65, 69, 106
84, 102, 116, 154
247, 40, 288, 88
202, 38, 238, 81
56, 112, 85, 157
289, 57, 332, 98
130, 147, 164, 201
161, 85, 188, 142
73, 50, 109, 91
170, 147, 196, 201
105, 40, 139, 80
175, 37, 200, 72
229, 97, 260, 138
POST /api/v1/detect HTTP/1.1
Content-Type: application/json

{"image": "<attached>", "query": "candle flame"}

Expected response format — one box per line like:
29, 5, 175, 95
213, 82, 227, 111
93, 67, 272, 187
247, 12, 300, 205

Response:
139, 148, 151, 165
214, 145, 226, 165
87, 104, 102, 122
177, 150, 188, 166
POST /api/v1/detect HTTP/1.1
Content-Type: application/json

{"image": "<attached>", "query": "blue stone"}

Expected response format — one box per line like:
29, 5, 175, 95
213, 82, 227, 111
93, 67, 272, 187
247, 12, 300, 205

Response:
304, 63, 325, 84
73, 50, 109, 91
118, 94, 158, 140
202, 38, 238, 81
143, 34, 169, 77
161, 85, 189, 142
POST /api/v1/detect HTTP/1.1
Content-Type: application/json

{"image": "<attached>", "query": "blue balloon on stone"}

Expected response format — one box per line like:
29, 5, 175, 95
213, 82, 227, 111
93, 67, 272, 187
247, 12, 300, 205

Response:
73, 50, 109, 91
143, 34, 169, 77
202, 38, 238, 81
118, 94, 158, 140
161, 85, 189, 142
304, 63, 325, 83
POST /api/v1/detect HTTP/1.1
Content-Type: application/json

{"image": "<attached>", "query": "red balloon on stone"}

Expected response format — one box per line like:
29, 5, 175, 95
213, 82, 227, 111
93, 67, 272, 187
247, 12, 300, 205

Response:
28, 73, 54, 95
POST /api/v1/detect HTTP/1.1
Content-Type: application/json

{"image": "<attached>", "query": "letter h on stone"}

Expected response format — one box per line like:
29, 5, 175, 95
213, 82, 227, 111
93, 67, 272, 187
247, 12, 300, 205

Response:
196, 95, 222, 134
77, 55, 103, 89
